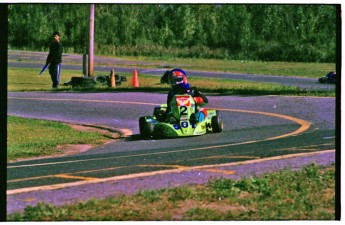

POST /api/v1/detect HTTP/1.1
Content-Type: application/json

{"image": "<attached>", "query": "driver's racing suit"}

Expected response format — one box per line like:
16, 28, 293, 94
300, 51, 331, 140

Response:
166, 85, 208, 123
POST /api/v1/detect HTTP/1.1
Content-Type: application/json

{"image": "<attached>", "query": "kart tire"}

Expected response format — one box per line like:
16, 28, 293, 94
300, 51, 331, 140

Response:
120, 75, 127, 81
71, 77, 95, 88
93, 75, 109, 85
139, 117, 154, 137
211, 113, 223, 133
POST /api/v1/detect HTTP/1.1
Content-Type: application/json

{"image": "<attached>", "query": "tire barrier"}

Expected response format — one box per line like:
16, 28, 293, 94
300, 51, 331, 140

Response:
67, 71, 127, 88
71, 77, 95, 88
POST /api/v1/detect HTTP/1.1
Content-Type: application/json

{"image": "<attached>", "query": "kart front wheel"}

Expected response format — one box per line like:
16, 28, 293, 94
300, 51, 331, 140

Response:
211, 114, 223, 133
139, 117, 154, 138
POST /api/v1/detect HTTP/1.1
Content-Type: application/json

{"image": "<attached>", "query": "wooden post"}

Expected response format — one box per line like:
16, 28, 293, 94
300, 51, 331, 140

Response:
88, 4, 95, 77
83, 54, 88, 77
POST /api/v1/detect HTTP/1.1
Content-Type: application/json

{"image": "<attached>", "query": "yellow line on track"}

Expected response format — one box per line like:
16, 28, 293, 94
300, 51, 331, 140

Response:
54, 174, 98, 181
213, 107, 312, 140
7, 165, 185, 184
200, 155, 261, 160
7, 150, 335, 195
273, 143, 335, 152
138, 164, 188, 169
8, 175, 53, 183
8, 166, 128, 183
8, 97, 312, 169
8, 96, 158, 106
202, 169, 236, 175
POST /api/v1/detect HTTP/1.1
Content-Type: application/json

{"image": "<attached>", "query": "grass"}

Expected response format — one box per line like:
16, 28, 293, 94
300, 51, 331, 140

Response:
7, 116, 113, 161
9, 50, 335, 78
7, 163, 335, 221
106, 56, 335, 78
8, 67, 335, 96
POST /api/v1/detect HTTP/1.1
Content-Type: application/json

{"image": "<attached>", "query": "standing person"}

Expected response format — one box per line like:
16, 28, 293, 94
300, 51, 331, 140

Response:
46, 31, 63, 88
161, 68, 208, 123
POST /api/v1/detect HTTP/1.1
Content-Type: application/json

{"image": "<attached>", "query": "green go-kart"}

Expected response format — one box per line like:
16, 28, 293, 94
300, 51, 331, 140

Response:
139, 94, 223, 138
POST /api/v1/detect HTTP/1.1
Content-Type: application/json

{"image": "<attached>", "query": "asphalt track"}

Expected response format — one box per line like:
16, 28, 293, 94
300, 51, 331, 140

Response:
7, 51, 336, 214
7, 92, 336, 213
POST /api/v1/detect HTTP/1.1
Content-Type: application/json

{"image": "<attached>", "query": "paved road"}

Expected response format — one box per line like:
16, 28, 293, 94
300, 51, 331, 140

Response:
7, 91, 336, 213
8, 50, 336, 91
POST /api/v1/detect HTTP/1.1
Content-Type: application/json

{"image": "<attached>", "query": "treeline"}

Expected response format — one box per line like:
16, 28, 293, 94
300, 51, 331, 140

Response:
8, 4, 337, 62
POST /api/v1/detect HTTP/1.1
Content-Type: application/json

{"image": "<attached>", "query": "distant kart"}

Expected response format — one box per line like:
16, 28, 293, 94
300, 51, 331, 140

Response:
319, 71, 336, 84
139, 94, 223, 138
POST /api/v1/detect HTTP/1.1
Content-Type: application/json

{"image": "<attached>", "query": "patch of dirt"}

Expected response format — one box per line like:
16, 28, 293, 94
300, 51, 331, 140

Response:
56, 144, 94, 155
171, 199, 244, 220
69, 124, 121, 139
56, 124, 122, 156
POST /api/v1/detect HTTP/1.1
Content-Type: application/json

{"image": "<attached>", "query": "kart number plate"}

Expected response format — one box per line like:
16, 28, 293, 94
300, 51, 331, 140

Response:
180, 106, 188, 120
173, 122, 195, 130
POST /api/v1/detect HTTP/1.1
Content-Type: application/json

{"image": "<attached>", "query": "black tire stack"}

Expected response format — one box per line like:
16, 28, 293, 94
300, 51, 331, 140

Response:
70, 74, 127, 88
71, 77, 95, 88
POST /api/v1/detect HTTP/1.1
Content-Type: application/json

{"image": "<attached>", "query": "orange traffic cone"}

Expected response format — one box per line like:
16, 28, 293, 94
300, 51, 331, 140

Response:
132, 69, 139, 88
110, 69, 116, 88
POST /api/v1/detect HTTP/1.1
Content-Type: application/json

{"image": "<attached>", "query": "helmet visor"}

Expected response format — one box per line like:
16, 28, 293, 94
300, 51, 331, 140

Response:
168, 75, 184, 85
168, 70, 185, 86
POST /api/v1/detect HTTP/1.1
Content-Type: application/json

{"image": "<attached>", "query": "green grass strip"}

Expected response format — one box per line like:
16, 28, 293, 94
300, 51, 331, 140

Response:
7, 116, 111, 161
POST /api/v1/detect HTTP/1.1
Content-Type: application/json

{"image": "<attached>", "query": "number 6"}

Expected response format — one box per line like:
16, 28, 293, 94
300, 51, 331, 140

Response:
181, 121, 189, 128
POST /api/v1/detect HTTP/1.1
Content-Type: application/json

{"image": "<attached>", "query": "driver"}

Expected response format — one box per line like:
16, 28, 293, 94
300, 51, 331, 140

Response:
161, 68, 208, 123
327, 71, 336, 79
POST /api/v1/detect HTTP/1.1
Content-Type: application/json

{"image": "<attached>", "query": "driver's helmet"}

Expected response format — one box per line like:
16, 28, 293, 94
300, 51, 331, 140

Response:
168, 68, 190, 90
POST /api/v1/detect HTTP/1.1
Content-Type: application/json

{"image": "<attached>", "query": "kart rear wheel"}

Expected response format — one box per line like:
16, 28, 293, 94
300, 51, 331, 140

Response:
211, 112, 223, 133
139, 117, 154, 138
318, 77, 326, 83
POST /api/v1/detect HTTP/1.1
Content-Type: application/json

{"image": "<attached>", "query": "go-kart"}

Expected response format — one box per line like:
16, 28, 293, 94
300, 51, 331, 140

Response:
318, 71, 336, 84
139, 94, 223, 138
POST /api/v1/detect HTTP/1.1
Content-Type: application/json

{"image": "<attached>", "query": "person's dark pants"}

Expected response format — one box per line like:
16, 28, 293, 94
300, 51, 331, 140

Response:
49, 63, 61, 88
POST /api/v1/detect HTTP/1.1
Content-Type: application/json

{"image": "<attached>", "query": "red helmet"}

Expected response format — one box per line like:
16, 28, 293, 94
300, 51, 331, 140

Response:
168, 69, 189, 89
